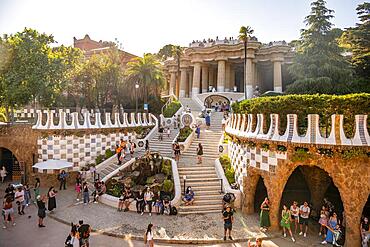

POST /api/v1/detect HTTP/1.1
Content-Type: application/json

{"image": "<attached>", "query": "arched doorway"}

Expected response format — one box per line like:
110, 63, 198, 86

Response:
254, 176, 268, 213
362, 195, 370, 219
204, 95, 230, 108
0, 147, 20, 182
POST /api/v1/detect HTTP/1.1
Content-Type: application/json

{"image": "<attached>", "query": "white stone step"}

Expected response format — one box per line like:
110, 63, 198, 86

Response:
181, 199, 221, 206
178, 209, 221, 215
179, 204, 222, 211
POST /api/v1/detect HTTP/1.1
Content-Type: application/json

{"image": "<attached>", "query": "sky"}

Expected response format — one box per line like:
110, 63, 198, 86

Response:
0, 0, 364, 56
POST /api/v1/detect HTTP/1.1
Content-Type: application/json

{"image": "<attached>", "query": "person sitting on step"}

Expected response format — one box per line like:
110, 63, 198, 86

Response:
182, 186, 195, 206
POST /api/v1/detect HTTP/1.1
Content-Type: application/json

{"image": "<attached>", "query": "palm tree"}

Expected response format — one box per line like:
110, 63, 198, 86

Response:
125, 53, 165, 106
238, 26, 254, 99
171, 45, 184, 98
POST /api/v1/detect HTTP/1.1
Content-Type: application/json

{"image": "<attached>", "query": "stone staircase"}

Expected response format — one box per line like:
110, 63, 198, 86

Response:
178, 111, 225, 214
179, 97, 203, 112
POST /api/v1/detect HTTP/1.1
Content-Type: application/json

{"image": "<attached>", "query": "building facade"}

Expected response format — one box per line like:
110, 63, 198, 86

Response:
164, 37, 295, 99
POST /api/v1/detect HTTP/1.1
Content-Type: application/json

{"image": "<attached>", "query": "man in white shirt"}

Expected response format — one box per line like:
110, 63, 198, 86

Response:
299, 201, 310, 237
14, 187, 25, 215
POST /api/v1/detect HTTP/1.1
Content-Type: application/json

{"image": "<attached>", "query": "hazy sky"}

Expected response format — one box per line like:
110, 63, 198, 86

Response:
0, 0, 364, 56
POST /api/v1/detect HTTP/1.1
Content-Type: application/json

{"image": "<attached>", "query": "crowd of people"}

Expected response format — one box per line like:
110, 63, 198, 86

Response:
115, 138, 137, 165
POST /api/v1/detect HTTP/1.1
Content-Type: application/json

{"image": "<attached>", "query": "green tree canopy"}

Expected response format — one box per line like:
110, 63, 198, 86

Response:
287, 0, 352, 94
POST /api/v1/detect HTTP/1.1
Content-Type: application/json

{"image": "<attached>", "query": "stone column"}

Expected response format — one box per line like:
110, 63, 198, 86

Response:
208, 68, 214, 90
201, 65, 209, 93
169, 72, 176, 95
217, 60, 226, 92
188, 69, 193, 97
179, 68, 187, 98
273, 61, 282, 93
225, 62, 231, 92
230, 66, 236, 92
245, 58, 253, 99
192, 62, 201, 96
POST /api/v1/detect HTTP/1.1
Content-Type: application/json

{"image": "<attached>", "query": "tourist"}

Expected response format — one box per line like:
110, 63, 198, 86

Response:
319, 205, 329, 237
65, 223, 79, 247
196, 143, 203, 164
75, 180, 82, 201
182, 186, 195, 206
290, 201, 299, 234
299, 201, 310, 237
134, 189, 144, 214
123, 186, 132, 212
2, 196, 15, 228
78, 220, 91, 247
145, 140, 150, 153
118, 189, 125, 211
205, 113, 211, 129
89, 165, 96, 180
36, 195, 46, 227
14, 187, 25, 215
129, 140, 136, 158
34, 178, 40, 199
163, 197, 171, 215
280, 204, 295, 242
59, 170, 68, 190
186, 105, 191, 113
5, 183, 15, 200
47, 186, 57, 212
177, 115, 181, 129
144, 223, 154, 247
166, 127, 171, 138
154, 192, 163, 215
0, 166, 7, 182
247, 238, 263, 247
76, 172, 82, 184
223, 206, 234, 240
259, 197, 270, 231
116, 144, 122, 165
173, 116, 177, 129
158, 125, 164, 141
361, 217, 370, 247
143, 187, 154, 216
173, 141, 181, 162
24, 184, 31, 206
195, 125, 201, 139
321, 212, 339, 245
93, 181, 106, 203
82, 182, 89, 205
222, 116, 227, 131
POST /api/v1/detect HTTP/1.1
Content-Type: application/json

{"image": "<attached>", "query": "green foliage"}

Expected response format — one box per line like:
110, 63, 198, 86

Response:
287, 0, 353, 94
107, 183, 123, 197
261, 143, 270, 151
341, 148, 369, 160
232, 94, 370, 136
277, 145, 287, 152
161, 159, 172, 177
105, 149, 114, 159
317, 148, 334, 157
177, 127, 192, 142
95, 154, 105, 165
157, 44, 175, 61
163, 100, 181, 117
247, 141, 256, 148
162, 179, 174, 193
291, 147, 311, 162
219, 154, 236, 184
146, 176, 155, 185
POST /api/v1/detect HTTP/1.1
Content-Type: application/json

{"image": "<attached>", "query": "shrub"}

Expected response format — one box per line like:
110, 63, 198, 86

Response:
277, 145, 287, 152
162, 179, 174, 192
261, 143, 269, 151
95, 154, 105, 165
105, 149, 114, 159
219, 154, 235, 184
177, 127, 192, 142
161, 160, 172, 176
163, 100, 181, 118
232, 94, 370, 137
291, 147, 310, 162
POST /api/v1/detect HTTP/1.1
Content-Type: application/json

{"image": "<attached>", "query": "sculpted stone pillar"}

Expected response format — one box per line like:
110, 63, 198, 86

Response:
201, 65, 209, 93
208, 68, 214, 90
230, 66, 236, 92
192, 62, 201, 96
217, 60, 226, 92
273, 60, 283, 92
188, 69, 193, 97
179, 68, 187, 98
169, 71, 176, 95
246, 58, 253, 98
225, 62, 231, 92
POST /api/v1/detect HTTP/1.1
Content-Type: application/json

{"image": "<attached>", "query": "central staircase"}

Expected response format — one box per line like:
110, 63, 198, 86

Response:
178, 111, 225, 214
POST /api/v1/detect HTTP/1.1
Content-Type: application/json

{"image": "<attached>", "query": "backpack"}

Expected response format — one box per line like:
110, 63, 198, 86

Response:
170, 206, 178, 215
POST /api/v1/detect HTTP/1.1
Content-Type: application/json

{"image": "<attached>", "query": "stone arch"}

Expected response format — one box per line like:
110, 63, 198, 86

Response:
204, 94, 230, 108
0, 147, 19, 181
254, 175, 268, 213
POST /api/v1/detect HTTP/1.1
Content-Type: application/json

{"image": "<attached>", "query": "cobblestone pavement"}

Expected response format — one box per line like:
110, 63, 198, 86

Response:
0, 184, 326, 246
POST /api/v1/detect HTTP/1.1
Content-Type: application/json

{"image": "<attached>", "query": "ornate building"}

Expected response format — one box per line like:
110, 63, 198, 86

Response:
164, 37, 295, 99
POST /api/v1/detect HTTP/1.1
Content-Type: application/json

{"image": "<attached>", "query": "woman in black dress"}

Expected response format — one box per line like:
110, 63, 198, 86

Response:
37, 195, 47, 227
47, 186, 57, 212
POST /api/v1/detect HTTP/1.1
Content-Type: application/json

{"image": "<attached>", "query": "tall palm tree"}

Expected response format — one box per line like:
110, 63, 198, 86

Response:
171, 45, 184, 98
125, 53, 165, 106
238, 26, 254, 99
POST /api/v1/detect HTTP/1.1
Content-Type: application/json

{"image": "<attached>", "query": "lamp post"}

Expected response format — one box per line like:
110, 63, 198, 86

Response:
135, 83, 139, 113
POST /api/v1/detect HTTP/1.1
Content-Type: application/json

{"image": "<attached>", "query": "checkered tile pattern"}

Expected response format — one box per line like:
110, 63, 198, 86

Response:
37, 133, 134, 168
228, 141, 287, 192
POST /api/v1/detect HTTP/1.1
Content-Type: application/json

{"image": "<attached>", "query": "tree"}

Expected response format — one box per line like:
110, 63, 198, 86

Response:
157, 44, 175, 61
340, 2, 370, 82
171, 45, 184, 98
287, 0, 352, 94
125, 53, 165, 107
238, 25, 254, 99
0, 28, 82, 118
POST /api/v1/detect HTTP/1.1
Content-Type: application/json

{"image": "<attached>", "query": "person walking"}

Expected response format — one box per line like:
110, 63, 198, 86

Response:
24, 184, 31, 206
14, 187, 26, 215
280, 205, 295, 242
58, 170, 68, 190
318, 205, 329, 238
2, 196, 15, 228
299, 201, 310, 237
173, 142, 180, 162
290, 201, 299, 234
195, 125, 201, 139
145, 140, 150, 153
36, 195, 46, 227
205, 113, 211, 130
143, 187, 154, 216
129, 140, 136, 158
34, 178, 40, 200
166, 127, 171, 138
0, 166, 7, 182
196, 143, 203, 164
158, 126, 164, 141
47, 186, 57, 212
321, 212, 339, 245
259, 197, 270, 231
222, 206, 234, 240
78, 220, 91, 247
144, 223, 154, 247
82, 182, 89, 205
65, 224, 79, 247
75, 180, 82, 202
116, 144, 122, 165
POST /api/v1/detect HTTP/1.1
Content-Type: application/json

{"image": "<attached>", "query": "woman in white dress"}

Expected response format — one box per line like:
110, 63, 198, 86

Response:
144, 223, 154, 247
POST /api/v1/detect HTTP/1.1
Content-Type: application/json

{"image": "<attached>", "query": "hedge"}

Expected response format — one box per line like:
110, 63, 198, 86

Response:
177, 127, 192, 142
232, 93, 370, 137
163, 100, 181, 118
219, 154, 235, 184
